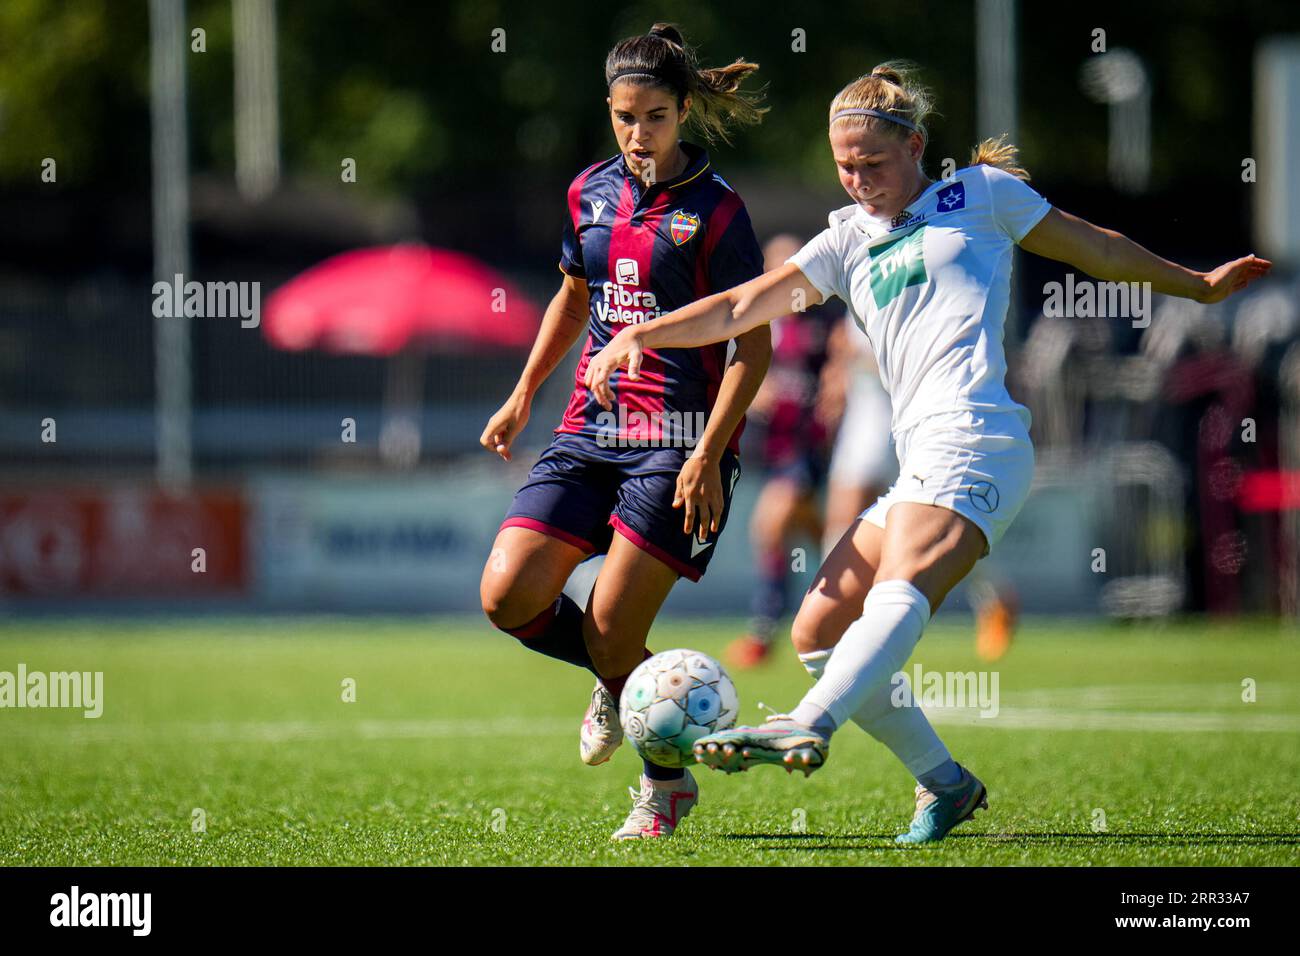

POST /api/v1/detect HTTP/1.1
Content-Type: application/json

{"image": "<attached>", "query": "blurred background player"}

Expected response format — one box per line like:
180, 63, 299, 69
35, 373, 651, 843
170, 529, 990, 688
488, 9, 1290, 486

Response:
822, 315, 897, 550
726, 234, 837, 670
478, 23, 770, 841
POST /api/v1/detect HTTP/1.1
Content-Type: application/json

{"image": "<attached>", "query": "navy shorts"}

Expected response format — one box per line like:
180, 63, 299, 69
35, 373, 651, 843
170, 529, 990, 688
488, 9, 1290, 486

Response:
501, 433, 742, 581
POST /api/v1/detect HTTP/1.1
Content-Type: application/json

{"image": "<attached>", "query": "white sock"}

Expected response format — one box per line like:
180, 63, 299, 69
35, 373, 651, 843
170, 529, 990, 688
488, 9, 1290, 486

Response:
798, 644, 951, 779
791, 579, 940, 749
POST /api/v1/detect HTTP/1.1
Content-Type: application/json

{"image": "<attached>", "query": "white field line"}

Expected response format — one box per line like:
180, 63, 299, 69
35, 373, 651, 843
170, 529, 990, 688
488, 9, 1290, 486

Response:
1005, 683, 1300, 710
894, 680, 1300, 732
922, 707, 1300, 733
2, 694, 1299, 741
0, 716, 576, 744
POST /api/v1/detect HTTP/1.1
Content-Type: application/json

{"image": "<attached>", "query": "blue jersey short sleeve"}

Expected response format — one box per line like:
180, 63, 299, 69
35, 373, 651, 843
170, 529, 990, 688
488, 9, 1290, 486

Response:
559, 215, 585, 279
708, 203, 763, 292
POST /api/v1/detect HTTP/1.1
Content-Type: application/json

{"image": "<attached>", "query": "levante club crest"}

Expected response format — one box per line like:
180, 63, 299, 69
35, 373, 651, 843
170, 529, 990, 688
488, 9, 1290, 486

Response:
669, 210, 700, 245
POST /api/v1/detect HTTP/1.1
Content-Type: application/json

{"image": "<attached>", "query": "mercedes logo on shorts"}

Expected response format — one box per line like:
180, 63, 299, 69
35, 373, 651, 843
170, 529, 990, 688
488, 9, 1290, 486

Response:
968, 480, 1000, 513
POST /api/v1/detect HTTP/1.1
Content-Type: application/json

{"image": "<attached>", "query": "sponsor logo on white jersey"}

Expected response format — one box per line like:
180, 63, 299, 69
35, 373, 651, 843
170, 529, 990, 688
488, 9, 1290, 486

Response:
890, 209, 925, 231
936, 181, 966, 212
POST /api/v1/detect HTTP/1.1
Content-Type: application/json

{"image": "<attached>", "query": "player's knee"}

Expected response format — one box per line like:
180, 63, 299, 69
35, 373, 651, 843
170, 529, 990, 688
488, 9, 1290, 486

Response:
479, 586, 509, 628
483, 595, 554, 635
479, 576, 531, 631
874, 557, 919, 585
790, 605, 829, 655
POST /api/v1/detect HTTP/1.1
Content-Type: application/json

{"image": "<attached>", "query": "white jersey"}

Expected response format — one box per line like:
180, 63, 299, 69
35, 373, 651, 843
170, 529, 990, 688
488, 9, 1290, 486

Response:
789, 164, 1050, 434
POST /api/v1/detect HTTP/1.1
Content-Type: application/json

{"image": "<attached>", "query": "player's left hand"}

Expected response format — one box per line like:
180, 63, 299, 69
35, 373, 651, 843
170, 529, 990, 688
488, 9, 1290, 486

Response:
584, 329, 644, 410
674, 453, 723, 542
1198, 254, 1272, 303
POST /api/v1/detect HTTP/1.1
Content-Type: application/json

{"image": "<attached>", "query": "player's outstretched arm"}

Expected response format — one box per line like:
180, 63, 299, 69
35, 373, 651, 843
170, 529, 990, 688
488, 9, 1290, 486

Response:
1018, 208, 1272, 304
479, 272, 589, 461
584, 262, 821, 410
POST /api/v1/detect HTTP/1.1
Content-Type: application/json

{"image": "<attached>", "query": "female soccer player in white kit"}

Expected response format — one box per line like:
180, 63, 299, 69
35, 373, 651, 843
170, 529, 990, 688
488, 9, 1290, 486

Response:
584, 62, 1272, 843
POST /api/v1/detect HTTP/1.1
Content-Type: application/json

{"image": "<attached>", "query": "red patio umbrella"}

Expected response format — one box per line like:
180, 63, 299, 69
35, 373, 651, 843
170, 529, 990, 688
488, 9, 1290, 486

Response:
262, 244, 542, 466
263, 243, 541, 355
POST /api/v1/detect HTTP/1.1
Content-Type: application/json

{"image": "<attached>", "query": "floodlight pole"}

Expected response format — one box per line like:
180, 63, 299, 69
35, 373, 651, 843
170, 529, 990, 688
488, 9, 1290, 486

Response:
977, 0, 1022, 340
233, 0, 281, 201
977, 0, 1018, 146
150, 0, 193, 491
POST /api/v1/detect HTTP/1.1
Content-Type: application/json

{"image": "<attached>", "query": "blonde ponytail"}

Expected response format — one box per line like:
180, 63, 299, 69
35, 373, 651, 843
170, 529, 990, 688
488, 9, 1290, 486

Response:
969, 134, 1031, 180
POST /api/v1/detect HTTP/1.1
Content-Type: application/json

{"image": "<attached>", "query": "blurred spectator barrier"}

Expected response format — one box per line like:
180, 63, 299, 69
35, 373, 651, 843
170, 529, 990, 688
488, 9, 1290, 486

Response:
980, 444, 1185, 617
0, 486, 245, 597
0, 453, 1186, 616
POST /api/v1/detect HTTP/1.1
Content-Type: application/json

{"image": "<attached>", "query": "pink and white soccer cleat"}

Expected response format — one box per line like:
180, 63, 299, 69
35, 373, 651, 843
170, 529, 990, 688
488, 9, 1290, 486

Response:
611, 771, 699, 841
580, 681, 624, 765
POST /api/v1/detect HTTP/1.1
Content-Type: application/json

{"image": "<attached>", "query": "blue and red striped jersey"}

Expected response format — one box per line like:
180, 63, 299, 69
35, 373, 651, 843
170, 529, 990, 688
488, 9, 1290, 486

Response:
556, 142, 763, 454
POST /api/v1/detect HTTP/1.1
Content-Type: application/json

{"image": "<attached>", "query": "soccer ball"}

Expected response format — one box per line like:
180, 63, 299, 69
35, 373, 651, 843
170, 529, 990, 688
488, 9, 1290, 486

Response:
619, 649, 739, 768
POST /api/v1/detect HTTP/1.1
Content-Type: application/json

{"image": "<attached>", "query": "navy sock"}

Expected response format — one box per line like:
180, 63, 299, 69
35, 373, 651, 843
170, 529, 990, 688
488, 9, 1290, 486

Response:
642, 760, 685, 782
498, 594, 596, 674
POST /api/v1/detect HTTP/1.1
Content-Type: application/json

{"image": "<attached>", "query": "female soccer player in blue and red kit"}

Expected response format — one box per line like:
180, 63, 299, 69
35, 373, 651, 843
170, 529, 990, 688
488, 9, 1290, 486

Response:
479, 23, 771, 840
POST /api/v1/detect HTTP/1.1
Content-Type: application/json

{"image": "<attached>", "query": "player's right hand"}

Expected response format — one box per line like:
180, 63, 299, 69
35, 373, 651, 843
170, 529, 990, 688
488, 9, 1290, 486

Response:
1197, 254, 1272, 304
480, 392, 530, 462
584, 328, 644, 410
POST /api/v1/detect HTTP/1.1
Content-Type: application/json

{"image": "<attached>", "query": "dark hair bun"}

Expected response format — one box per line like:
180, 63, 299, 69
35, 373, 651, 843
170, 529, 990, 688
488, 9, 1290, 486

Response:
648, 22, 684, 46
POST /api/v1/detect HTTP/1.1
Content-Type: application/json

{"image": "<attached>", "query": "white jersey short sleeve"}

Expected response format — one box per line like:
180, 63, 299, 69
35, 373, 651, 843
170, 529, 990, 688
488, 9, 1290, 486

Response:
787, 163, 1051, 435
788, 210, 852, 304
984, 164, 1052, 241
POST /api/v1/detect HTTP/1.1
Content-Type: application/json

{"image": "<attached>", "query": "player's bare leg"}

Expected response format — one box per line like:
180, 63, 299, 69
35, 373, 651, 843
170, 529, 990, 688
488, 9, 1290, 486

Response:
795, 515, 885, 656
698, 517, 882, 774
574, 535, 677, 767
584, 533, 679, 680
696, 506, 991, 839
480, 526, 588, 660
482, 526, 627, 774
783, 504, 983, 756
821, 480, 884, 556
589, 533, 700, 839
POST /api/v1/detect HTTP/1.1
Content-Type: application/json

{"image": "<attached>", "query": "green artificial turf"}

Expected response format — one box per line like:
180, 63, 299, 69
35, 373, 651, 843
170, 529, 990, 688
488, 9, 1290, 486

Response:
1, 615, 1296, 866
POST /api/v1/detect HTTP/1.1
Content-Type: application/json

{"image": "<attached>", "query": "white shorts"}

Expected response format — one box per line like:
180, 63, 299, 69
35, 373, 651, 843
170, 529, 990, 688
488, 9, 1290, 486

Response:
861, 407, 1035, 557
829, 372, 897, 489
